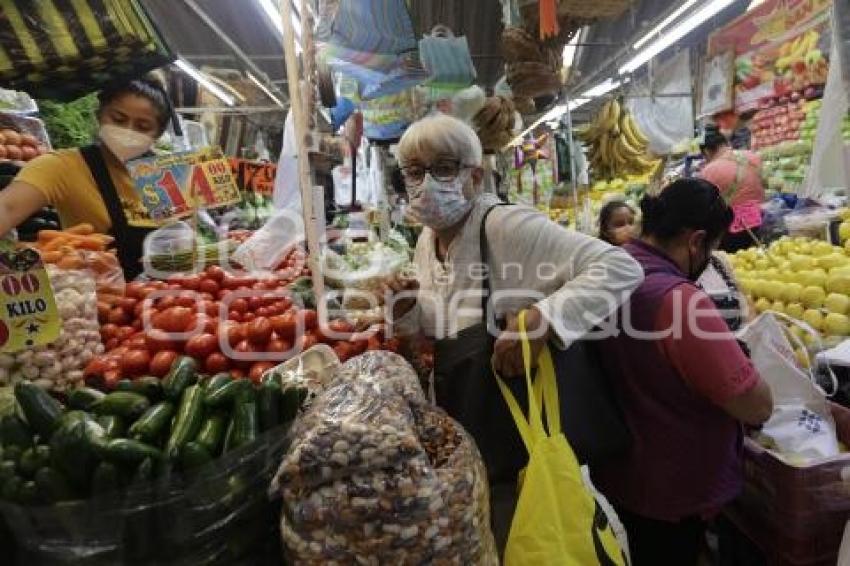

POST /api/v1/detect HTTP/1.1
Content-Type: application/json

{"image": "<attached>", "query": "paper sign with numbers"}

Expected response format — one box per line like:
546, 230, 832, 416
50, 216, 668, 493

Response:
0, 246, 60, 353
127, 147, 242, 223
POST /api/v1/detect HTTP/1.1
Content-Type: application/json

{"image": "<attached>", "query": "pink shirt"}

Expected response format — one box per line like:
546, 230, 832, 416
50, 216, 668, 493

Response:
700, 149, 765, 207
656, 283, 759, 405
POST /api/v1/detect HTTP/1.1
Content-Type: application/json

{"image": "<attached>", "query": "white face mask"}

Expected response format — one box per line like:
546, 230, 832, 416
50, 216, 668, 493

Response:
409, 172, 473, 230
99, 124, 154, 162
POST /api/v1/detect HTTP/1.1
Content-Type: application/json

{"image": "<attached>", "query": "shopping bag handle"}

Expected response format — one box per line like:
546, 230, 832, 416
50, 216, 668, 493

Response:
766, 310, 839, 397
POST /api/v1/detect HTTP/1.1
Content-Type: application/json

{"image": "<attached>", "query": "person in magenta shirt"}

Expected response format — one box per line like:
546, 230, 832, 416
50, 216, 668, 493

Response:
594, 179, 773, 566
699, 125, 766, 252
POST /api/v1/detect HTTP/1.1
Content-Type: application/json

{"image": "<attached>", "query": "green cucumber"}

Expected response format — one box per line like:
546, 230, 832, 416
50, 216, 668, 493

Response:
100, 439, 163, 466
281, 386, 308, 423
203, 373, 233, 395
91, 392, 150, 420
258, 374, 282, 431
165, 385, 204, 459
95, 415, 125, 439
49, 414, 105, 492
128, 401, 175, 443
204, 379, 252, 409
194, 412, 227, 456
129, 376, 163, 401
132, 457, 154, 484
0, 415, 33, 448
14, 382, 63, 439
115, 380, 134, 392
162, 357, 198, 400
67, 387, 106, 411
34, 467, 73, 502
180, 442, 212, 472
227, 389, 258, 451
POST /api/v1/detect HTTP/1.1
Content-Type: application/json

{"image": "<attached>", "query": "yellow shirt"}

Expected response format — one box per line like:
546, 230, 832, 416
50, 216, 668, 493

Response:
14, 148, 154, 232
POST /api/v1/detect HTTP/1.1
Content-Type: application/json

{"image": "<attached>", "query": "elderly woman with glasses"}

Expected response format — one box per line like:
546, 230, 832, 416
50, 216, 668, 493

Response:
386, 113, 644, 550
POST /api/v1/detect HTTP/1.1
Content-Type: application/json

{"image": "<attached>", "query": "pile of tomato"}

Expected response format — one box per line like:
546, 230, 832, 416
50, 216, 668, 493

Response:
86, 264, 398, 390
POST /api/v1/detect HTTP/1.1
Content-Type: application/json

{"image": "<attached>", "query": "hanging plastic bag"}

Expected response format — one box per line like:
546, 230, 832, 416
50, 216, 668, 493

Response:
497, 311, 627, 566
231, 209, 305, 272
419, 25, 477, 88
738, 312, 840, 460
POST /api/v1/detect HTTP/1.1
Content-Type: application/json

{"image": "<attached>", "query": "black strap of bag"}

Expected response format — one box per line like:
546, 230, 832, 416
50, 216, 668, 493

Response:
79, 145, 152, 280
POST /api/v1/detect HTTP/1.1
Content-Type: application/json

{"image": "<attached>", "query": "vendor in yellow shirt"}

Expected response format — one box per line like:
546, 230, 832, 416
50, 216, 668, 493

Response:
0, 76, 175, 279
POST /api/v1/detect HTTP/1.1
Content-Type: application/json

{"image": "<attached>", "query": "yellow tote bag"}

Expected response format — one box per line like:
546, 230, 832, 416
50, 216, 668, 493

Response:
496, 311, 628, 566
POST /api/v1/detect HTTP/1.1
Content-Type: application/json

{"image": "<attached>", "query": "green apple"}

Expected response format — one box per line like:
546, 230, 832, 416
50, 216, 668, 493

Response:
786, 302, 805, 319
803, 309, 825, 331
801, 285, 826, 308
824, 312, 850, 336
825, 293, 850, 315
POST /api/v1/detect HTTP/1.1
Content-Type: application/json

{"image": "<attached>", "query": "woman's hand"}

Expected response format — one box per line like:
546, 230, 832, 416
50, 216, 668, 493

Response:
492, 307, 550, 378
382, 274, 419, 321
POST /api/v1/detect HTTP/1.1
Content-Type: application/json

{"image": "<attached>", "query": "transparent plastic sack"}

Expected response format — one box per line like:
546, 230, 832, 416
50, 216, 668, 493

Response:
274, 351, 497, 565
0, 424, 290, 565
783, 204, 839, 239
142, 221, 196, 275
232, 210, 305, 272
322, 238, 410, 309
0, 266, 101, 391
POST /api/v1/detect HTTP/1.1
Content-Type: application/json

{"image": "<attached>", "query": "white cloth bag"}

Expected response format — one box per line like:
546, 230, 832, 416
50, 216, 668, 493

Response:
738, 312, 840, 460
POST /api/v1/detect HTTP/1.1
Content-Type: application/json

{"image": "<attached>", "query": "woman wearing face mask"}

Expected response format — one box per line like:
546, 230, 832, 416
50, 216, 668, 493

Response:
599, 200, 637, 246
387, 114, 644, 551
592, 179, 773, 566
0, 75, 173, 279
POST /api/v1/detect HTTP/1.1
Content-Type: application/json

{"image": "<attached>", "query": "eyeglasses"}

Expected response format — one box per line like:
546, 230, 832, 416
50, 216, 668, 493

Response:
400, 159, 470, 187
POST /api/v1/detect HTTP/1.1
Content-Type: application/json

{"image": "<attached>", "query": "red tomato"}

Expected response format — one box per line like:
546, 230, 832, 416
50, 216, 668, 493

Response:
234, 340, 258, 368
116, 326, 136, 342
277, 298, 293, 312
221, 322, 245, 348
349, 338, 368, 356
102, 370, 122, 390
104, 338, 120, 351
217, 289, 231, 301
333, 342, 354, 362
145, 330, 179, 353
242, 312, 256, 323
133, 301, 146, 319
265, 304, 282, 317
175, 292, 198, 309
246, 317, 273, 346
150, 350, 179, 377
228, 311, 243, 323
366, 335, 382, 351
383, 338, 401, 353
247, 296, 264, 311
230, 298, 248, 313
159, 306, 193, 333
100, 323, 119, 341
197, 300, 219, 317
131, 319, 143, 332
108, 307, 130, 326
270, 313, 297, 340
166, 284, 182, 291
121, 350, 151, 377
300, 309, 318, 330
157, 296, 177, 311
117, 297, 138, 315
126, 334, 148, 350
199, 279, 220, 296
205, 352, 229, 374
181, 275, 201, 291
230, 368, 247, 380
199, 292, 214, 301
206, 265, 225, 283
126, 282, 146, 299
185, 333, 218, 359
256, 307, 270, 318
187, 314, 217, 336
249, 362, 275, 384
297, 334, 318, 353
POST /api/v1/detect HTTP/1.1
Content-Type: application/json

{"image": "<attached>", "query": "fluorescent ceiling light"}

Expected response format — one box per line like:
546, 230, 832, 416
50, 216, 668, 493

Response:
620, 0, 735, 75
174, 59, 235, 106
633, 0, 699, 49
563, 30, 583, 68
569, 98, 591, 111
747, 0, 765, 11
247, 72, 286, 107
259, 0, 303, 43
581, 78, 621, 98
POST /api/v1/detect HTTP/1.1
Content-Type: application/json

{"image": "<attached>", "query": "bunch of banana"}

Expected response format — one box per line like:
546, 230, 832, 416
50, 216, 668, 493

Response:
577, 99, 658, 180
776, 29, 820, 72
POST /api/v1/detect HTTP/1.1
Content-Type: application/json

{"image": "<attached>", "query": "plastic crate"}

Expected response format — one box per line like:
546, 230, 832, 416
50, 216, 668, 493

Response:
726, 402, 850, 565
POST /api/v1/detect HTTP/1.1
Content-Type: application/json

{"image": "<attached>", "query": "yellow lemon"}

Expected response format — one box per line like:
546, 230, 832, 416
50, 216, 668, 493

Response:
801, 286, 826, 308
825, 293, 850, 315
824, 312, 850, 336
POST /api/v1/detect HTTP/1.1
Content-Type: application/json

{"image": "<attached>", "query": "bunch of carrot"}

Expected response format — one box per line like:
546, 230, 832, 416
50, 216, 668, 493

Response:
31, 223, 124, 302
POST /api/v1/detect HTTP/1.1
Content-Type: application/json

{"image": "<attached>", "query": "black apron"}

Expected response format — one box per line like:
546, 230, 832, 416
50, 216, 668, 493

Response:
79, 145, 153, 281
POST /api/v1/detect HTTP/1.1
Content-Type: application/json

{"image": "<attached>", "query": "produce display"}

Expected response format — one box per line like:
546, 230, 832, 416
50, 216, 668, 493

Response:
751, 96, 818, 151
0, 362, 304, 505
274, 351, 497, 564
731, 235, 850, 364
0, 266, 101, 391
577, 99, 659, 181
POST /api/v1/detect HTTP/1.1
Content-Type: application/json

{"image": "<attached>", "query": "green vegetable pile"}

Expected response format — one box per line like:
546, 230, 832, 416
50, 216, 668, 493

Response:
37, 94, 98, 149
0, 357, 305, 505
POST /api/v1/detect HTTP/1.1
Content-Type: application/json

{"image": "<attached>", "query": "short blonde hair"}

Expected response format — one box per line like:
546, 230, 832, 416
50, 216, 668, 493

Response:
397, 113, 483, 167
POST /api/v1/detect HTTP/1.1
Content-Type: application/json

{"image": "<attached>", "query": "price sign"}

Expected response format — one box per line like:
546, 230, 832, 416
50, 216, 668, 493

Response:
0, 247, 60, 353
229, 158, 277, 196
730, 201, 763, 234
127, 147, 242, 223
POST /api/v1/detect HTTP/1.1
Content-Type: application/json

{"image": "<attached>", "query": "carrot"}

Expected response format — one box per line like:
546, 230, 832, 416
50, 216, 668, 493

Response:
65, 223, 95, 236
71, 235, 107, 251
36, 230, 64, 244
40, 237, 72, 252
91, 234, 114, 246
41, 251, 62, 264
57, 255, 85, 270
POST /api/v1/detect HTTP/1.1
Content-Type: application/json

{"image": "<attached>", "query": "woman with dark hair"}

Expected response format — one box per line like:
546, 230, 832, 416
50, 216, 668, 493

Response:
593, 178, 773, 566
599, 200, 636, 246
0, 75, 174, 278
699, 124, 766, 253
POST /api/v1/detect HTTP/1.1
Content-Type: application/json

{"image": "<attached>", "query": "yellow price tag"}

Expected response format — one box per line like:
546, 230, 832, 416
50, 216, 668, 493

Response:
0, 247, 60, 353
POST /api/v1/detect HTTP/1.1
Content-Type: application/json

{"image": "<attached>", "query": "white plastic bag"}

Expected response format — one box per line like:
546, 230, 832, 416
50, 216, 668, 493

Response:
232, 209, 305, 272
738, 312, 840, 459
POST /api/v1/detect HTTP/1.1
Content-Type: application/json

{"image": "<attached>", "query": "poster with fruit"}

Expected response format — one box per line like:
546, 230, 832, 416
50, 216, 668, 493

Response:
127, 147, 242, 224
709, 0, 832, 114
